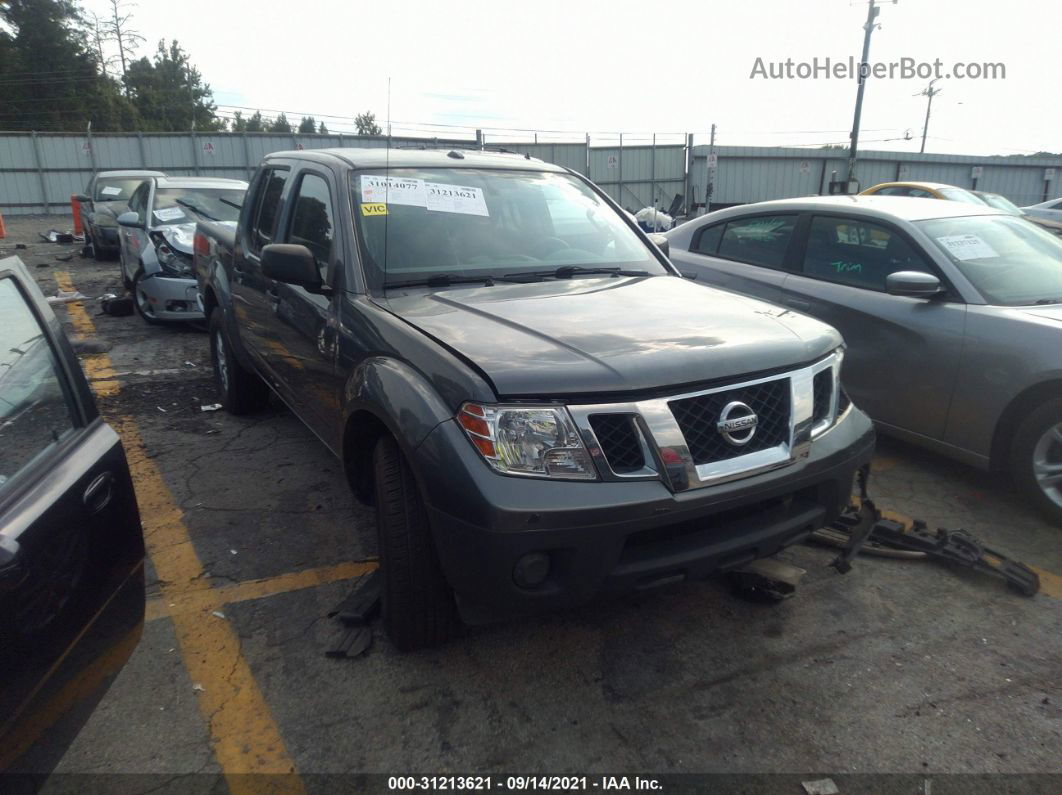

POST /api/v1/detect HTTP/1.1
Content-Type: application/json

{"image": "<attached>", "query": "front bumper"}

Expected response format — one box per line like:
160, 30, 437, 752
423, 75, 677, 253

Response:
414, 406, 875, 623
136, 273, 204, 322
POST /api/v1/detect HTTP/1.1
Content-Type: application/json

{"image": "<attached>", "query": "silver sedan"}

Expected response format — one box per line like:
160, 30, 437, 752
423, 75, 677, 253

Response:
117, 176, 247, 325
666, 195, 1062, 523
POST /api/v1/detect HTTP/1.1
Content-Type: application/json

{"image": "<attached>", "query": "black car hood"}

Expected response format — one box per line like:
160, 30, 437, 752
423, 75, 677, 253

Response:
91, 201, 128, 226
385, 276, 841, 397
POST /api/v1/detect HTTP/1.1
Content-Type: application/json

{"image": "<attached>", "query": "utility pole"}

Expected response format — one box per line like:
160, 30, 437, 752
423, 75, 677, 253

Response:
918, 78, 942, 154
847, 0, 893, 187
704, 123, 716, 214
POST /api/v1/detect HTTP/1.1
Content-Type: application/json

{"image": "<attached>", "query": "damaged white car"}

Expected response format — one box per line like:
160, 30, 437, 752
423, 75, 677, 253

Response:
117, 176, 247, 325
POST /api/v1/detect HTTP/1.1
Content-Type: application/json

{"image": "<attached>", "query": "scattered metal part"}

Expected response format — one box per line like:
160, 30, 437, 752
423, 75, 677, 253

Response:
211, 610, 226, 619
867, 520, 1040, 597
46, 289, 88, 304
830, 464, 877, 574
54, 253, 73, 262
802, 779, 839, 795
156, 406, 167, 413
200, 403, 222, 412
326, 569, 381, 659
729, 558, 806, 602
184, 360, 198, 368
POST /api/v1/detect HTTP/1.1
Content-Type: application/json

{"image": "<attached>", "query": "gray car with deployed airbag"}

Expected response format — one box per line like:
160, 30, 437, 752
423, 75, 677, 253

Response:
666, 195, 1062, 523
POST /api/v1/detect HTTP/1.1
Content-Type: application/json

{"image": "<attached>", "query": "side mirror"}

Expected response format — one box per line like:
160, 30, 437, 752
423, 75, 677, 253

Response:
261, 244, 321, 289
647, 233, 670, 258
886, 270, 943, 298
74, 193, 92, 204
116, 211, 142, 229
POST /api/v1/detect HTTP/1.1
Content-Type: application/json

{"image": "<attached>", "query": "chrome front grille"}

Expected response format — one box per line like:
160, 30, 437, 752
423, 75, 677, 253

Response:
669, 379, 791, 465
570, 351, 846, 492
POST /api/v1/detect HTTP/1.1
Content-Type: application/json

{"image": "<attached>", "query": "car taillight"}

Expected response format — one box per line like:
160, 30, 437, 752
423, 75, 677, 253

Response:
194, 232, 210, 257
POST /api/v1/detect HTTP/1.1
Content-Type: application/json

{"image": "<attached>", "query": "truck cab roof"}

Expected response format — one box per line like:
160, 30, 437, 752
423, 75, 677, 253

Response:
262, 147, 565, 173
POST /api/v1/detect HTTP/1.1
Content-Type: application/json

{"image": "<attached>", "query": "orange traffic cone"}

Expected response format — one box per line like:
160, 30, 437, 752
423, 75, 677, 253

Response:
70, 195, 84, 237
0, 210, 6, 239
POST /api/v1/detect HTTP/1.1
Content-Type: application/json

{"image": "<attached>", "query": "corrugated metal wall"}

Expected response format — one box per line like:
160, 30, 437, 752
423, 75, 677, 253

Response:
4, 132, 1061, 215
689, 145, 1062, 209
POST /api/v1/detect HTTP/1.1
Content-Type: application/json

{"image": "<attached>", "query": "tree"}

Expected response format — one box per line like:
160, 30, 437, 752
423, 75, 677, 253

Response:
268, 112, 291, 133
318, 121, 329, 134
245, 110, 264, 132
104, 0, 144, 80
0, 0, 135, 131
355, 111, 381, 136
229, 110, 246, 132
298, 115, 317, 134
124, 39, 221, 131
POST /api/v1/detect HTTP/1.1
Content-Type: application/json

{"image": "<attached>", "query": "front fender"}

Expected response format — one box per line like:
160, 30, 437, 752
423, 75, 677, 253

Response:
343, 357, 456, 456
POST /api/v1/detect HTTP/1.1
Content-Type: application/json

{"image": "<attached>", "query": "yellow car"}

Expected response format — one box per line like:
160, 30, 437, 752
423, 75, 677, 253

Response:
860, 181, 985, 204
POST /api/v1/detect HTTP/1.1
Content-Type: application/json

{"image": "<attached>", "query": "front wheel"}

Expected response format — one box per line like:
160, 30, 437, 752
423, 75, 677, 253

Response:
373, 435, 458, 651
131, 268, 162, 325
208, 309, 270, 415
1011, 397, 1062, 525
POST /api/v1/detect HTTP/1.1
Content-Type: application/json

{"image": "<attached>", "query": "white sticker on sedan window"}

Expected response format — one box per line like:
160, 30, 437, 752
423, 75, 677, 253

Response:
153, 206, 186, 222
936, 234, 999, 260
100, 185, 122, 196
425, 182, 489, 216
360, 175, 426, 207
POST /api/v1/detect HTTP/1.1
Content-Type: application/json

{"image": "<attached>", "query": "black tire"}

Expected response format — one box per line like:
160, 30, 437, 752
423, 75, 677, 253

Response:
1011, 397, 1062, 525
373, 435, 458, 651
208, 309, 270, 415
131, 268, 162, 325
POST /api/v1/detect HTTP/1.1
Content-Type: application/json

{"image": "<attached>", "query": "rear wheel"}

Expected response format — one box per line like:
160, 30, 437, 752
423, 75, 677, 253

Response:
209, 309, 270, 415
1011, 397, 1062, 525
373, 435, 458, 651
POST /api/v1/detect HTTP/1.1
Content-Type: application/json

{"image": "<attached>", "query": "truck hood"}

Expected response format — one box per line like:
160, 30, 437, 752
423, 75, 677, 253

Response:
385, 275, 842, 397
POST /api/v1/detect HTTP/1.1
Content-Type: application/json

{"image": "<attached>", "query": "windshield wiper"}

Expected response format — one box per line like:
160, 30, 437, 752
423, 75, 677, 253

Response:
1031, 298, 1062, 305
219, 197, 242, 211
175, 198, 220, 222
507, 265, 651, 280
383, 274, 521, 289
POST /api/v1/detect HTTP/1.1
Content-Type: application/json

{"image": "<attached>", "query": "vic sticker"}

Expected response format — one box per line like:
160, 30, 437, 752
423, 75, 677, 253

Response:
361, 203, 388, 216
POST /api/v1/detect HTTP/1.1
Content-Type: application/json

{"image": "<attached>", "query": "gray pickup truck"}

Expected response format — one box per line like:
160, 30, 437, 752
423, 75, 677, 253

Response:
194, 148, 875, 650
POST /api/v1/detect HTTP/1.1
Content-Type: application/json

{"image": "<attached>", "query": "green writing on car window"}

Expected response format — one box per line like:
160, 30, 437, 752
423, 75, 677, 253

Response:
832, 260, 862, 273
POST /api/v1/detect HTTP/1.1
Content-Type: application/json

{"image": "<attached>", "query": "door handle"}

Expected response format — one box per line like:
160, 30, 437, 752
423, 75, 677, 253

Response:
785, 298, 811, 311
83, 471, 114, 513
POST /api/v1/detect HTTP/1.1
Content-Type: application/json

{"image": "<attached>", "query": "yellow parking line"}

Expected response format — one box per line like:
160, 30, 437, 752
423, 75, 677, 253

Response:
145, 560, 378, 622
1029, 566, 1062, 600
56, 276, 304, 793
54, 271, 119, 398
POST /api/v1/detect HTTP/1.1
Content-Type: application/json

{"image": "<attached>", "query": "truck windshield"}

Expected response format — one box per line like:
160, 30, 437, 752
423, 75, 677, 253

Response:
350, 167, 666, 288
918, 214, 1062, 305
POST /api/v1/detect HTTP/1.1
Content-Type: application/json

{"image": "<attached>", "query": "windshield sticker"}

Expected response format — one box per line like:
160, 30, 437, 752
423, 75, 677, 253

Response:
832, 260, 862, 273
361, 203, 388, 217
936, 234, 999, 260
360, 175, 426, 207
100, 185, 122, 196
153, 206, 186, 222
425, 182, 489, 216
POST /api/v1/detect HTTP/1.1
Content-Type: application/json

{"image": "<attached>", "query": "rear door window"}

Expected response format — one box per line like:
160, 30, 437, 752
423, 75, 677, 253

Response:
692, 223, 724, 255
716, 215, 796, 269
800, 215, 933, 291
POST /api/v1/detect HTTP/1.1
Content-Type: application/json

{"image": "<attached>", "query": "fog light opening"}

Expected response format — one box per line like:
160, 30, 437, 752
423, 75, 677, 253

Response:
513, 552, 551, 589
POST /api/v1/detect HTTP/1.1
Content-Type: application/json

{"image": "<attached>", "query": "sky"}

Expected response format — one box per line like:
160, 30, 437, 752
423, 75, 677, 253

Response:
81, 0, 1061, 155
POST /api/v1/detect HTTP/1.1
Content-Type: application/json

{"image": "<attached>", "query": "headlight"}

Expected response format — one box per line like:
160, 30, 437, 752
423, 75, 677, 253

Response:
457, 403, 597, 480
149, 231, 193, 276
